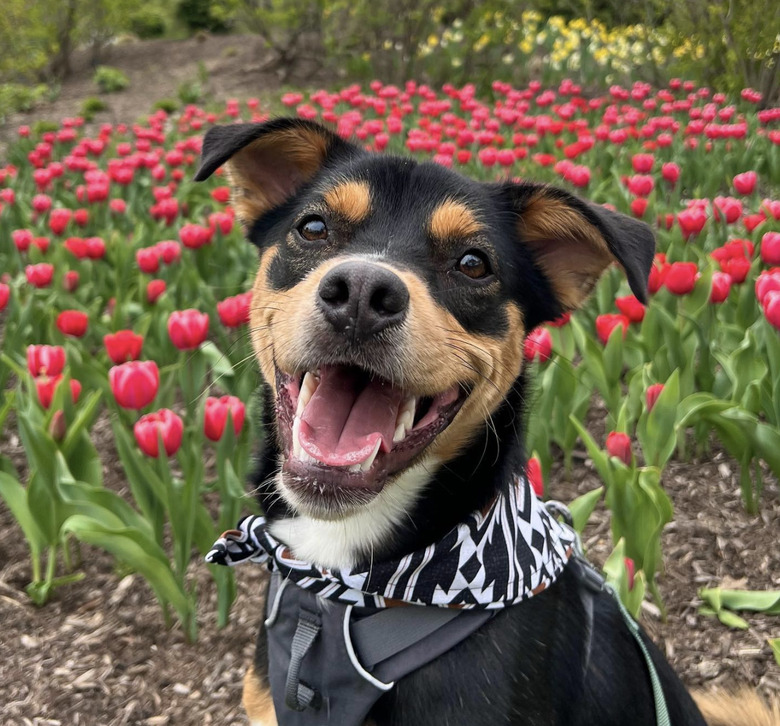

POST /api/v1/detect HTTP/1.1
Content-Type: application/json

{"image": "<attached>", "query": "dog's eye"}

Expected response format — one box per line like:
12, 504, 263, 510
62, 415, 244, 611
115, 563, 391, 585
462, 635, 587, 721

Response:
298, 216, 328, 242
457, 251, 492, 279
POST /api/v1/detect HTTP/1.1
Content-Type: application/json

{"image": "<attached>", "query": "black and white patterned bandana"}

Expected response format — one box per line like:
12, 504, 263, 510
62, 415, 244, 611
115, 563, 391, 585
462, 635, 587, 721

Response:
206, 475, 575, 609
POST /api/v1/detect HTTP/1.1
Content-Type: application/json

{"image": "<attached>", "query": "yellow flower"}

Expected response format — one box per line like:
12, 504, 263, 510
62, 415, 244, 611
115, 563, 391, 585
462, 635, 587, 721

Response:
427, 34, 438, 47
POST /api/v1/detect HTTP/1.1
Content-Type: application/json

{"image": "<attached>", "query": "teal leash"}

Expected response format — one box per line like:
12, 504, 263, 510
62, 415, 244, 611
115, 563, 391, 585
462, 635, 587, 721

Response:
606, 581, 672, 726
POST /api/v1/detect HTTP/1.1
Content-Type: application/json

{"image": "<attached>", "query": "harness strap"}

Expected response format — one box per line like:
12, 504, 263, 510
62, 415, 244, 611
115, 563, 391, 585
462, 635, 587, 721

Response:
350, 606, 461, 668
285, 610, 322, 712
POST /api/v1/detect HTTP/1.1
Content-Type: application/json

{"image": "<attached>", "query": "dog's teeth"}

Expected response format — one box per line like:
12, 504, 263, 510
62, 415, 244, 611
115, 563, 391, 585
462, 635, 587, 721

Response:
396, 396, 417, 430
292, 416, 302, 458
296, 371, 319, 416
360, 439, 382, 472
347, 464, 361, 473
393, 423, 406, 443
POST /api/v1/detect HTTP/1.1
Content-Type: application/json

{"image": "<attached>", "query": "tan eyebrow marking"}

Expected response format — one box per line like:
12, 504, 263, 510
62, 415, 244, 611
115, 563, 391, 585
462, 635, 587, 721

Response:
429, 199, 483, 240
323, 180, 372, 223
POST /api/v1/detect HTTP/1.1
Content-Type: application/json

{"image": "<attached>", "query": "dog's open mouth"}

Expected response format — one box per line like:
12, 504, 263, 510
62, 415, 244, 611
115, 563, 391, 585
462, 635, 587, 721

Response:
275, 364, 469, 510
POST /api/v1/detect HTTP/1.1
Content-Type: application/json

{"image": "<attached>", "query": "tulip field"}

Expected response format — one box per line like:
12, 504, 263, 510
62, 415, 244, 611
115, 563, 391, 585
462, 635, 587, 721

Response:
1, 78, 779, 665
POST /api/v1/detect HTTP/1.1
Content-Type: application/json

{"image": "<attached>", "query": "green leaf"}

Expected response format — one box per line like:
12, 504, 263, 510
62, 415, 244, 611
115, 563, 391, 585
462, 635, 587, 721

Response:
62, 515, 191, 618
568, 487, 603, 533
201, 340, 235, 379
715, 609, 750, 630
769, 639, 780, 668
0, 472, 46, 556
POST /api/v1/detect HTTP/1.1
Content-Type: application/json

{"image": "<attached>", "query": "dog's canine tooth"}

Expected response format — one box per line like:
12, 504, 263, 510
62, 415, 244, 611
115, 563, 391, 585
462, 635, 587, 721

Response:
347, 464, 362, 473
397, 396, 416, 430
292, 416, 302, 458
393, 423, 407, 443
360, 439, 382, 472
297, 371, 319, 416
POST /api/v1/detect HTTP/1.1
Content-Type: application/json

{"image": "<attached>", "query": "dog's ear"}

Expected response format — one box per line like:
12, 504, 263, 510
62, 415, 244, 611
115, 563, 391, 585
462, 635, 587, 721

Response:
194, 118, 359, 228
507, 182, 655, 310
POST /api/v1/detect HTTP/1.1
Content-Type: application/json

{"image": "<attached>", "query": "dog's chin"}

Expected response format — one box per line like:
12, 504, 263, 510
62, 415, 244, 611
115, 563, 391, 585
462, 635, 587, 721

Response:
274, 363, 469, 519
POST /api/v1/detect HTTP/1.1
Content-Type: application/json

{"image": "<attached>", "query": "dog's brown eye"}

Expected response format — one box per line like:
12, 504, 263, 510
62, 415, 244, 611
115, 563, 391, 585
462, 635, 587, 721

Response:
298, 216, 328, 242
457, 251, 491, 279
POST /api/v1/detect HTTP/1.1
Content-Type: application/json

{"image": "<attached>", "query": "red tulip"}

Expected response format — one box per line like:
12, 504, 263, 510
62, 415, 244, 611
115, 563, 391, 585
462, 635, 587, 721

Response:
647, 254, 669, 294
27, 344, 66, 376
211, 186, 230, 203
710, 272, 732, 303
56, 310, 88, 337
595, 314, 629, 345
631, 154, 654, 173
64, 271, 80, 292
155, 240, 181, 264
104, 330, 144, 364
761, 232, 780, 266
168, 309, 209, 350
26, 263, 54, 288
677, 208, 707, 240
645, 383, 664, 412
64, 237, 88, 258
134, 409, 183, 457
35, 375, 81, 409
523, 327, 552, 363
0, 283, 9, 312
526, 457, 544, 497
626, 175, 654, 197
763, 291, 780, 330
719, 256, 751, 284
179, 223, 213, 249
732, 171, 757, 195
136, 247, 160, 274
12, 229, 33, 252
755, 270, 780, 305
615, 295, 645, 323
624, 557, 636, 590
664, 262, 699, 295
49, 208, 72, 235
86, 237, 106, 259
713, 196, 743, 224
204, 395, 246, 441
74, 208, 89, 227
32, 194, 52, 213
661, 162, 680, 185
110, 199, 127, 214
606, 431, 632, 465
217, 291, 251, 328
109, 360, 159, 410
743, 213, 766, 233
146, 279, 166, 304
630, 198, 648, 218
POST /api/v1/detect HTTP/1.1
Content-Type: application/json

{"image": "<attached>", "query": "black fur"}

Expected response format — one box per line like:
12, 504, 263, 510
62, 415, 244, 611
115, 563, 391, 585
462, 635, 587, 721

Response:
196, 119, 704, 725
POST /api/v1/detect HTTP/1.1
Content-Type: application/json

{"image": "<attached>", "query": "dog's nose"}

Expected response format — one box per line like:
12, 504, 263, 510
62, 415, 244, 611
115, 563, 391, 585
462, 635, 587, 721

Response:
317, 262, 409, 340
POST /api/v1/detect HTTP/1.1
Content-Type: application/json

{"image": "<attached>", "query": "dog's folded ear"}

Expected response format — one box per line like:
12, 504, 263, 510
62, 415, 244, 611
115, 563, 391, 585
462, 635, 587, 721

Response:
194, 118, 358, 228
507, 182, 655, 310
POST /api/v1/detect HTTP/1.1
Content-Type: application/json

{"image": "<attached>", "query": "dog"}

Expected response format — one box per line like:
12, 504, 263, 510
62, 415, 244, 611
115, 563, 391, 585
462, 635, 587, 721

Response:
196, 118, 774, 726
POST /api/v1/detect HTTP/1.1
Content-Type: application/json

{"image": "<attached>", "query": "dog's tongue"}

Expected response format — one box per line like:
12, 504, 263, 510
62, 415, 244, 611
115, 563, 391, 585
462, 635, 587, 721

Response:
299, 365, 404, 466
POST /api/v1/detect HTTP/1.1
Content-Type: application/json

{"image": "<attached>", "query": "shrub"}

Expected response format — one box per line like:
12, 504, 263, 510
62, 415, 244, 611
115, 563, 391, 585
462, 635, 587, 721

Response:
176, 0, 231, 33
0, 83, 50, 122
93, 66, 130, 94
152, 98, 180, 114
129, 6, 168, 39
80, 96, 108, 121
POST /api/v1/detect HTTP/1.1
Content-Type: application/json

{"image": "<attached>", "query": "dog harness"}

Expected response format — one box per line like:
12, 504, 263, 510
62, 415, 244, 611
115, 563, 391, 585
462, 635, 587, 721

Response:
206, 477, 669, 725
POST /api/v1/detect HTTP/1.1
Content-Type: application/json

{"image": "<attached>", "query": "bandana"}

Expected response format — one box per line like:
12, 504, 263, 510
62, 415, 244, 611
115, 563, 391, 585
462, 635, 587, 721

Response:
206, 475, 575, 609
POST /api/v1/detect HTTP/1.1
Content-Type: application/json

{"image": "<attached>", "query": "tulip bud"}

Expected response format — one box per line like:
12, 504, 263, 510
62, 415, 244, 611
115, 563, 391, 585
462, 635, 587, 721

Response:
606, 431, 632, 466
624, 557, 636, 590
56, 310, 89, 337
168, 309, 209, 350
49, 409, 67, 442
109, 360, 159, 410
645, 383, 664, 412
526, 457, 544, 498
523, 328, 552, 363
204, 395, 246, 441
134, 409, 184, 457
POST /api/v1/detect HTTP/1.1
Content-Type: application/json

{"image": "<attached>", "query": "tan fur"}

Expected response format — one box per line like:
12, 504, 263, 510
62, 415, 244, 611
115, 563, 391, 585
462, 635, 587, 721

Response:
243, 664, 277, 726
519, 192, 613, 310
693, 689, 780, 726
323, 180, 372, 223
227, 126, 330, 228
249, 252, 526, 467
429, 199, 483, 242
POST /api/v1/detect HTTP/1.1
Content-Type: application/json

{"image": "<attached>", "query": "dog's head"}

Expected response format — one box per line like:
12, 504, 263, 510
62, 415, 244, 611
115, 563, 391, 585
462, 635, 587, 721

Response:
196, 118, 653, 521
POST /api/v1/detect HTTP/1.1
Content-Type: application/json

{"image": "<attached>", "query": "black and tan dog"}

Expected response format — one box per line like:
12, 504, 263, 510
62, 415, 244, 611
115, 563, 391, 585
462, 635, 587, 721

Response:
196, 118, 773, 726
